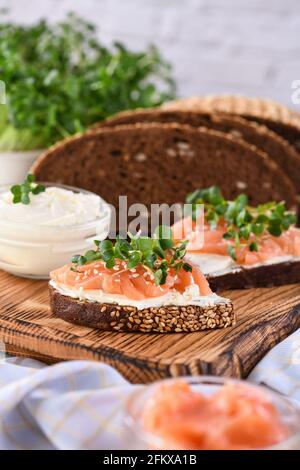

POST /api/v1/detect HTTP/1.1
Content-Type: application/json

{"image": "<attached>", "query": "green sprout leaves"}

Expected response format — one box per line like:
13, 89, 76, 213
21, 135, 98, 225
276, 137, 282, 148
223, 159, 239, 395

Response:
71, 225, 191, 286
10, 174, 45, 205
186, 186, 297, 260
0, 13, 175, 150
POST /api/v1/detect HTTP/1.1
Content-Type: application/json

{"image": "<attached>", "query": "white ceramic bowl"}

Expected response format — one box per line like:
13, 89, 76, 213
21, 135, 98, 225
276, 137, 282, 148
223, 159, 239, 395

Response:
124, 376, 300, 450
0, 149, 44, 185
0, 183, 111, 279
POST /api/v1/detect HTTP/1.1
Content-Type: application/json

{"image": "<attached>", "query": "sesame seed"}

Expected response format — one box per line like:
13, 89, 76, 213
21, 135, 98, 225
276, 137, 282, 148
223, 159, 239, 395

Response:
105, 301, 234, 334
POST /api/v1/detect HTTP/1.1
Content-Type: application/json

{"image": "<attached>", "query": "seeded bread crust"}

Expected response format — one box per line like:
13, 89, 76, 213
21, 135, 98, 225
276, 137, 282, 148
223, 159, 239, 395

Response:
49, 285, 235, 333
31, 123, 297, 213
96, 109, 300, 190
207, 259, 300, 292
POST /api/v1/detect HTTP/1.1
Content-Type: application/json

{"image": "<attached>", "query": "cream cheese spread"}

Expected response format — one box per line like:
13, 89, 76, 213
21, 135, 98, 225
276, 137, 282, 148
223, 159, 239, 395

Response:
0, 185, 111, 279
50, 279, 229, 309
185, 252, 299, 276
0, 186, 101, 226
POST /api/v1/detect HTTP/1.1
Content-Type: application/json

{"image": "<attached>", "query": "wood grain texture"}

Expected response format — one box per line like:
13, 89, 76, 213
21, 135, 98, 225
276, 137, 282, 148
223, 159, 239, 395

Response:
0, 271, 300, 383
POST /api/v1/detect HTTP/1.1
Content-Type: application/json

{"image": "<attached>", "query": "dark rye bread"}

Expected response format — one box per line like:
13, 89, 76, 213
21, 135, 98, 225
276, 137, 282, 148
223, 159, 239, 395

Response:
163, 95, 300, 155
32, 124, 297, 215
163, 95, 300, 122
49, 284, 235, 333
247, 117, 300, 154
96, 109, 300, 190
207, 259, 300, 292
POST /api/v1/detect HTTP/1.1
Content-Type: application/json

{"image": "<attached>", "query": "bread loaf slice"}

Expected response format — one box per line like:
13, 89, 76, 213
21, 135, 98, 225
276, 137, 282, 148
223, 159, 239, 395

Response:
251, 117, 300, 153
49, 284, 235, 333
206, 259, 300, 292
96, 109, 300, 190
162, 94, 300, 122
163, 95, 300, 153
32, 123, 297, 215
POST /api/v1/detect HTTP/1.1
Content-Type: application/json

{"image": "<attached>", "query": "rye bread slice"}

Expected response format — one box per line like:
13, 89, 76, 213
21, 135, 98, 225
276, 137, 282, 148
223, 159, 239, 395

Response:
49, 284, 235, 333
96, 109, 300, 190
246, 117, 300, 154
32, 123, 297, 214
206, 259, 300, 292
162, 95, 300, 122
163, 95, 300, 154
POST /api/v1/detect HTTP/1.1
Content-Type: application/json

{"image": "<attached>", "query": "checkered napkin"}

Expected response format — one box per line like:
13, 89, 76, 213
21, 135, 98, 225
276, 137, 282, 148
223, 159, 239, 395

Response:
0, 359, 133, 450
0, 329, 299, 450
248, 329, 300, 401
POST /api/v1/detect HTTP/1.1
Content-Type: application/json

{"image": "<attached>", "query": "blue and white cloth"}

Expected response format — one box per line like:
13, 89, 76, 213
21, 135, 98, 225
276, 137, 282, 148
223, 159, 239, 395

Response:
0, 329, 299, 450
248, 329, 300, 401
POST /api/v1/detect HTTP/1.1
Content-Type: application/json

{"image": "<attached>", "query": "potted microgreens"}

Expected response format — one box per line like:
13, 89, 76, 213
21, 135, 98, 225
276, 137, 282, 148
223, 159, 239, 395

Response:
0, 12, 175, 184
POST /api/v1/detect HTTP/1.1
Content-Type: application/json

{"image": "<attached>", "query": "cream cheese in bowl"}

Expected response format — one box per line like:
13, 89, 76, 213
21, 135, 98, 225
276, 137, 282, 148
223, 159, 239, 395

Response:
0, 183, 111, 279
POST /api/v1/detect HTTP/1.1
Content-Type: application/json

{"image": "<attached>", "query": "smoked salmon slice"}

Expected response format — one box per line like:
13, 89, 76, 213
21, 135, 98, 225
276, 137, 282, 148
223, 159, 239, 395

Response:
173, 217, 300, 266
142, 381, 289, 450
50, 259, 212, 300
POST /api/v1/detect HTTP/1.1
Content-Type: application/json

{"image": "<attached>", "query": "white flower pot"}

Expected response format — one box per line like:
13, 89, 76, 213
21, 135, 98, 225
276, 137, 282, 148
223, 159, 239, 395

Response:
0, 149, 44, 185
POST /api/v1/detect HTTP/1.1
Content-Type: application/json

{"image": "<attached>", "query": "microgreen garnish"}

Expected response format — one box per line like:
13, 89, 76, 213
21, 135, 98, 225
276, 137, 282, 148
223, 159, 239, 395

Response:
186, 186, 297, 259
71, 225, 192, 286
10, 174, 45, 204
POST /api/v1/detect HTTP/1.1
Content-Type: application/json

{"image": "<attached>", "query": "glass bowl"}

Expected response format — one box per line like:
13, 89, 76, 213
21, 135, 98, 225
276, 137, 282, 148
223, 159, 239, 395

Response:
0, 183, 111, 279
124, 376, 300, 450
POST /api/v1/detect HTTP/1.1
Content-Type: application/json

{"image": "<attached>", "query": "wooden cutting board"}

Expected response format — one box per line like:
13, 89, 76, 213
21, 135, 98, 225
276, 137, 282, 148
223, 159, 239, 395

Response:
0, 270, 300, 383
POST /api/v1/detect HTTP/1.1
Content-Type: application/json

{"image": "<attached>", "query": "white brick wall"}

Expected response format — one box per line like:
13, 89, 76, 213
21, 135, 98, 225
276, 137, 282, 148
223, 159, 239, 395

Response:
1, 0, 299, 108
